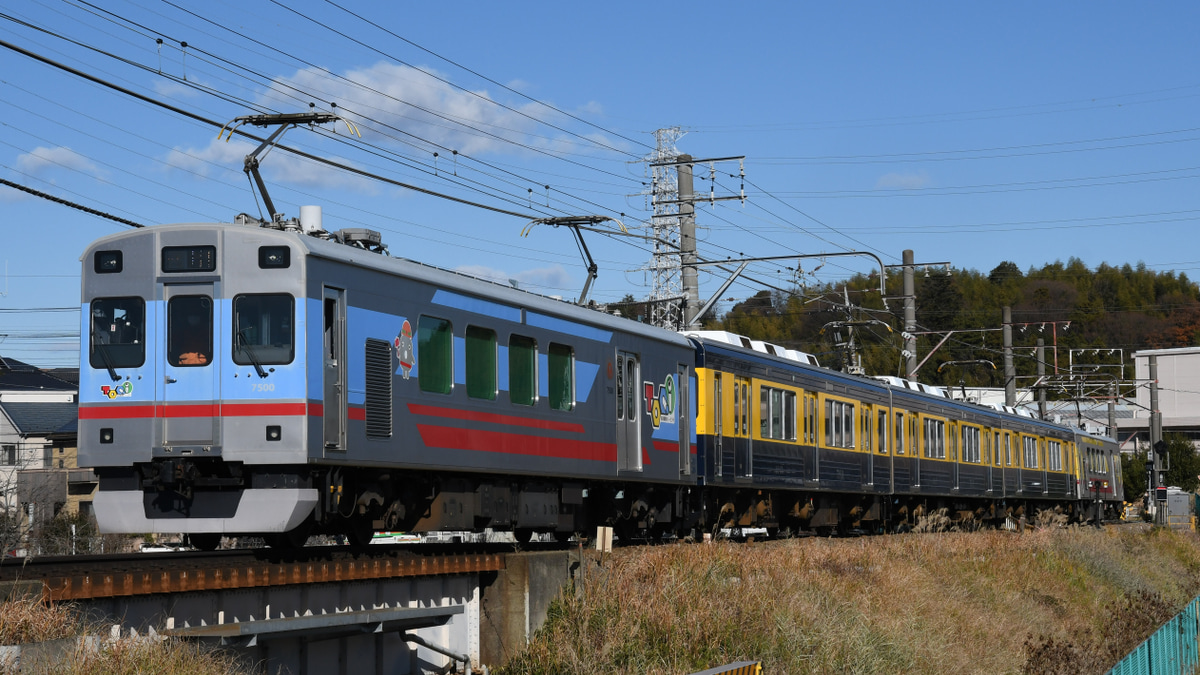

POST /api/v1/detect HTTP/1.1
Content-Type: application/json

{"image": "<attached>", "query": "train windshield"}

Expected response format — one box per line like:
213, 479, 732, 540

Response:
233, 294, 294, 365
89, 297, 145, 369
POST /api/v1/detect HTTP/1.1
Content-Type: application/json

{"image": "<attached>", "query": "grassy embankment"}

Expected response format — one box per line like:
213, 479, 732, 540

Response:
0, 594, 252, 674
1, 524, 1196, 674
499, 525, 1200, 675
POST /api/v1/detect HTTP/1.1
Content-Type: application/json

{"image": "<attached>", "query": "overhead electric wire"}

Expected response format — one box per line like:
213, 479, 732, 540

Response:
317, 0, 652, 153
147, 1, 641, 182
0, 37, 543, 220
765, 165, 1200, 199
266, 0, 640, 159
755, 126, 1200, 165
56, 2, 645, 221
0, 176, 145, 228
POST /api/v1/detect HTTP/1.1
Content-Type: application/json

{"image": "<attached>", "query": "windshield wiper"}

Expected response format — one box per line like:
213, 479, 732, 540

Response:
237, 329, 269, 378
94, 342, 121, 382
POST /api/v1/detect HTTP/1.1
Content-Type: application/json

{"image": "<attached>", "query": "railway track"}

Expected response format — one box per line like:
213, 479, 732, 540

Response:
0, 542, 535, 601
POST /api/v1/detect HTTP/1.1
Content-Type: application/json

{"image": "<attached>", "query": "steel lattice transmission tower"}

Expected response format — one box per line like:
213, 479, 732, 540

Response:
643, 127, 685, 330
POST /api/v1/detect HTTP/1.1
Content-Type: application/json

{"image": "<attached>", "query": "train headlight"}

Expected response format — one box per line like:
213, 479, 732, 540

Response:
100, 428, 114, 444
94, 251, 122, 274
258, 246, 290, 269
266, 425, 282, 442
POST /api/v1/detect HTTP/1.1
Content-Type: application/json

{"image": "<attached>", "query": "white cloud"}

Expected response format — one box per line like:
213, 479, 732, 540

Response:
164, 136, 378, 194
15, 146, 101, 177
455, 263, 573, 293
164, 137, 251, 176
875, 171, 931, 190
264, 62, 548, 156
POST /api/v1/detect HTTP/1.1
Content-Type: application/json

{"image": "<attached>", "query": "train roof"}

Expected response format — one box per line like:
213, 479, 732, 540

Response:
82, 221, 694, 350
685, 330, 1110, 436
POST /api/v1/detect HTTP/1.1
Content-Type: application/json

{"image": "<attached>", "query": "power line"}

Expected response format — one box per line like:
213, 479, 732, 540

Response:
0, 177, 145, 228
0, 37, 542, 220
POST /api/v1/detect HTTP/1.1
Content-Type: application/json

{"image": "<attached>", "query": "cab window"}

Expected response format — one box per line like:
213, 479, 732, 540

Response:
89, 297, 145, 369
233, 294, 294, 365
168, 295, 213, 367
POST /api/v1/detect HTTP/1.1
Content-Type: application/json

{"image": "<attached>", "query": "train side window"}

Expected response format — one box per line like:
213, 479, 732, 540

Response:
1023, 436, 1039, 468
962, 426, 980, 463
894, 412, 904, 454
759, 387, 795, 441
233, 294, 294, 365
465, 325, 497, 401
923, 418, 946, 459
877, 410, 888, 454
89, 297, 145, 369
509, 335, 537, 406
783, 391, 796, 441
759, 387, 769, 437
548, 342, 574, 412
418, 315, 453, 394
167, 295, 212, 367
1048, 440, 1062, 470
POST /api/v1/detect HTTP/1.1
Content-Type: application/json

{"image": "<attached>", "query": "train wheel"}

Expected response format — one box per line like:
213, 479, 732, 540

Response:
347, 516, 375, 547
513, 528, 535, 544
267, 518, 312, 550
189, 533, 221, 551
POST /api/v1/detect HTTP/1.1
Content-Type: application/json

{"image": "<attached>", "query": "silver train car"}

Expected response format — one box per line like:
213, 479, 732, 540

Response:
78, 217, 1123, 548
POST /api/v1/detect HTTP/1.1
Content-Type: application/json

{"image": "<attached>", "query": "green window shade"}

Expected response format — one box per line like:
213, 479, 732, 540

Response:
548, 342, 574, 412
418, 316, 453, 394
509, 335, 537, 406
466, 325, 497, 400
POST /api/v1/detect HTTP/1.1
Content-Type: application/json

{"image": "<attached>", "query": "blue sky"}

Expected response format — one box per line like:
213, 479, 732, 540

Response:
1, 2, 1198, 367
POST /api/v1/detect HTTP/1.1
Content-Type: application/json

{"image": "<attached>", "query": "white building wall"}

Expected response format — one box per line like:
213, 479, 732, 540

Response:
1133, 347, 1200, 429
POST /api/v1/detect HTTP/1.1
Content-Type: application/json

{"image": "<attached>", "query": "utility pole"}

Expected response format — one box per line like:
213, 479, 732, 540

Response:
644, 128, 684, 330
903, 250, 917, 381
1003, 306, 1015, 407
640, 130, 744, 330
1108, 381, 1117, 438
1149, 355, 1165, 523
679, 157, 699, 326
1037, 338, 1047, 419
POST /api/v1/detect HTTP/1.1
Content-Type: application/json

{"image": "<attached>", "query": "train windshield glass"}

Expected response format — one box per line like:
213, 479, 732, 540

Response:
89, 297, 145, 369
233, 294, 294, 365
168, 295, 213, 367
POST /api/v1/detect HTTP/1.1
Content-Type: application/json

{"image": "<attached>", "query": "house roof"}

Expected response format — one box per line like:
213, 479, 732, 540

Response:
0, 401, 79, 437
0, 356, 77, 393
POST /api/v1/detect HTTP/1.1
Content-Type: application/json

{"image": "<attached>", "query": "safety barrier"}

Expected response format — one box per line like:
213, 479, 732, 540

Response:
688, 661, 762, 675
1108, 595, 1200, 675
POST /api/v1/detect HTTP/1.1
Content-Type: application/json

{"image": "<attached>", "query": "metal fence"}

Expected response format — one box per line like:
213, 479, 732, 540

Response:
1108, 595, 1200, 675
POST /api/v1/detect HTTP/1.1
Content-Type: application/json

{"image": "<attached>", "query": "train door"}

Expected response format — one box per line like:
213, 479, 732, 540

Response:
907, 415, 916, 482
162, 284, 219, 449
863, 404, 874, 486
616, 351, 642, 472
712, 372, 724, 477
323, 287, 346, 454
988, 431, 998, 493
677, 364, 691, 475
807, 393, 819, 482
950, 421, 960, 490
733, 376, 752, 478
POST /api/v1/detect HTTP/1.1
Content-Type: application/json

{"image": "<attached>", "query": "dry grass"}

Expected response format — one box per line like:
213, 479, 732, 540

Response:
0, 595, 254, 674
498, 525, 1200, 675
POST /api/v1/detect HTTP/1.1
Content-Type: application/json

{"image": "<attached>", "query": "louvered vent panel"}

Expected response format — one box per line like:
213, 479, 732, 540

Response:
364, 338, 393, 438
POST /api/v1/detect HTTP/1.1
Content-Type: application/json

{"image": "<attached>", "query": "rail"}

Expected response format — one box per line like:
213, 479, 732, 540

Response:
1108, 594, 1200, 675
0, 545, 505, 601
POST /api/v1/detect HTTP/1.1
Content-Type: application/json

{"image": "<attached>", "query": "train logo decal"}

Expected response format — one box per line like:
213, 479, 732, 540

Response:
394, 319, 414, 379
644, 374, 676, 428
100, 382, 133, 399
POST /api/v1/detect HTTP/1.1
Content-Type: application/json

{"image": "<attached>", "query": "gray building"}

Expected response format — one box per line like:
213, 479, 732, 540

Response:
1117, 346, 1200, 452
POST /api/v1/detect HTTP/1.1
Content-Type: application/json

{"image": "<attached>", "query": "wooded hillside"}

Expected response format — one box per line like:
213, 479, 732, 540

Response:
709, 258, 1200, 389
